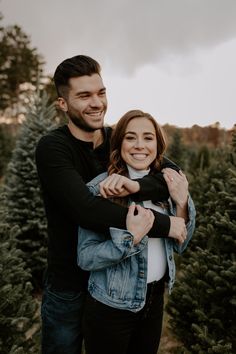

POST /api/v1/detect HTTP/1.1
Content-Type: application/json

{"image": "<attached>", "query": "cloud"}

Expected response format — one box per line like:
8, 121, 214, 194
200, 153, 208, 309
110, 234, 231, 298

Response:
2, 0, 236, 75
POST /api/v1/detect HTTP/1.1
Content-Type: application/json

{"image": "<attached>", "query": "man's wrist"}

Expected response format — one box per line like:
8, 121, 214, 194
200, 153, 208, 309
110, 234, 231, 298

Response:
132, 181, 140, 193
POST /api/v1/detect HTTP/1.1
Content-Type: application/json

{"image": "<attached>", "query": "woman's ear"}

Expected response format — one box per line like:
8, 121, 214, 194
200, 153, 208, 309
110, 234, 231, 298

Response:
57, 97, 68, 112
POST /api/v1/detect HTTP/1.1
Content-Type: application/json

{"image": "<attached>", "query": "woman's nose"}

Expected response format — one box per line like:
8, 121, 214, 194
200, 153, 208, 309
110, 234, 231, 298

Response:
134, 139, 144, 148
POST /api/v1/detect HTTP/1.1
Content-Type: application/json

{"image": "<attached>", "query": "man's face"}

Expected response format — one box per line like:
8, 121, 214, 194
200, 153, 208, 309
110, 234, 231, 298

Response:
58, 74, 107, 132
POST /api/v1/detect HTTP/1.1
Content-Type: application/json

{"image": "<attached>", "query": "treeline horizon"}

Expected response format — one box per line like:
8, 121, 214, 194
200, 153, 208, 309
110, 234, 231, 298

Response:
1, 118, 235, 146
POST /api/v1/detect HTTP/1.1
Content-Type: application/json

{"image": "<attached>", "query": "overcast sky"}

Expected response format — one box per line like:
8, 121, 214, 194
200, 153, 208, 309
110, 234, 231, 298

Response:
1, 0, 236, 129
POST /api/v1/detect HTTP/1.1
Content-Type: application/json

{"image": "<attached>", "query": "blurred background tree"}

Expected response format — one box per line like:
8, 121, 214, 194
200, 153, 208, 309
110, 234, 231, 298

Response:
0, 14, 44, 114
3, 91, 58, 290
0, 190, 40, 354
166, 130, 187, 170
166, 130, 236, 353
0, 124, 14, 179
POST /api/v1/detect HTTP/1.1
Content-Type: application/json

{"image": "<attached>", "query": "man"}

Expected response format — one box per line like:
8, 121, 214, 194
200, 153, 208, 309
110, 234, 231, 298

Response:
35, 55, 186, 354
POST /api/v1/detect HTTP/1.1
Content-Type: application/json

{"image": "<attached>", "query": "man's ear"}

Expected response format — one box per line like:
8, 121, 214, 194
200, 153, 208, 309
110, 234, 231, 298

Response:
57, 97, 68, 112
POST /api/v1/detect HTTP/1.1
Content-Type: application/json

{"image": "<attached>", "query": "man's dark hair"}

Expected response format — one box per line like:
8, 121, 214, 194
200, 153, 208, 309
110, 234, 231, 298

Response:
53, 55, 101, 98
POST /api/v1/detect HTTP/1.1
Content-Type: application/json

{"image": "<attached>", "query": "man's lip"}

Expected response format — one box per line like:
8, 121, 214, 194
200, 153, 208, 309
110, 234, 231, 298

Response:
86, 111, 103, 116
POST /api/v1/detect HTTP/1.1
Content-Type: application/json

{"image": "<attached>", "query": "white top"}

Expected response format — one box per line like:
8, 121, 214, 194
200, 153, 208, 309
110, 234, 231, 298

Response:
127, 165, 167, 283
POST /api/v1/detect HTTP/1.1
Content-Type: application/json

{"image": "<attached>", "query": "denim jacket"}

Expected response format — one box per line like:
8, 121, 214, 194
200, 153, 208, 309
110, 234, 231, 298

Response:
77, 172, 196, 312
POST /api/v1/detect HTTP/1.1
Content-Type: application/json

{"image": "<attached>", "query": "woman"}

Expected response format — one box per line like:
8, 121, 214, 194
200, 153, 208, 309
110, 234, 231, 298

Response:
77, 110, 195, 354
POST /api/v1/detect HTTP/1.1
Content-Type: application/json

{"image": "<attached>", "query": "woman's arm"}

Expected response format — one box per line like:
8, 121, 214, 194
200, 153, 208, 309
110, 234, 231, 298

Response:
162, 168, 196, 253
78, 203, 152, 271
170, 195, 196, 254
162, 168, 189, 222
98, 157, 179, 202
35, 135, 171, 237
77, 227, 148, 271
133, 156, 180, 202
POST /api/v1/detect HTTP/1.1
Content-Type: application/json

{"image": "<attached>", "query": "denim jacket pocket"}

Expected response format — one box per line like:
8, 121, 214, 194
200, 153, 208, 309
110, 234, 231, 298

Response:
107, 259, 131, 299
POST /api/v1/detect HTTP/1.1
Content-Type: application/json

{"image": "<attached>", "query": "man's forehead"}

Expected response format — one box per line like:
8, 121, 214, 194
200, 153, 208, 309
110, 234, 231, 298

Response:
68, 74, 105, 92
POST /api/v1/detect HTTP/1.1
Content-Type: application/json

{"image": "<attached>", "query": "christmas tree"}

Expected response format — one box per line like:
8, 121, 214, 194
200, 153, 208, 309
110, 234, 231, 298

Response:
166, 130, 187, 170
166, 130, 236, 353
0, 125, 14, 179
0, 190, 40, 354
4, 91, 58, 289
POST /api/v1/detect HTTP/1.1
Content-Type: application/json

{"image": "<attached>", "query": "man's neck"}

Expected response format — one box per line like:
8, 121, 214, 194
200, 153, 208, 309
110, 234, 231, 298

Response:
67, 121, 104, 148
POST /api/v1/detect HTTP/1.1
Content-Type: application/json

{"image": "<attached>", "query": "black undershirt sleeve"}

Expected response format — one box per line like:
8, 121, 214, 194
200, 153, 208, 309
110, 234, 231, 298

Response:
35, 136, 171, 237
132, 156, 180, 202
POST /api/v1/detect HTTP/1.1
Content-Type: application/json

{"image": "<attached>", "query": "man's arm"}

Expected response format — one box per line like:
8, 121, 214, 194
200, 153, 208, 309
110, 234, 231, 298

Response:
35, 134, 170, 237
133, 156, 180, 202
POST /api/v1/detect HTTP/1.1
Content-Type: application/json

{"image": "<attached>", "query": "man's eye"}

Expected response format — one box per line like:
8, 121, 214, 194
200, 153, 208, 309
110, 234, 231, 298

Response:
79, 94, 90, 99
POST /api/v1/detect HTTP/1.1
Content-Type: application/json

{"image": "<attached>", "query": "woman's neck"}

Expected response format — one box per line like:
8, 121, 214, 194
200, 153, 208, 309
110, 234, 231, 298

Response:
127, 164, 150, 179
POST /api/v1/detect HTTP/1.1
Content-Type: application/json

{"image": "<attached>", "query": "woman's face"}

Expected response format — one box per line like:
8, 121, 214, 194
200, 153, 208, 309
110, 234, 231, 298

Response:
121, 117, 157, 170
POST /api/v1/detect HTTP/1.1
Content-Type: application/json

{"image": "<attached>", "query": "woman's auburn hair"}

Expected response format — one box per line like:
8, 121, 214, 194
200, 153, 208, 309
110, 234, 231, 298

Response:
108, 109, 167, 176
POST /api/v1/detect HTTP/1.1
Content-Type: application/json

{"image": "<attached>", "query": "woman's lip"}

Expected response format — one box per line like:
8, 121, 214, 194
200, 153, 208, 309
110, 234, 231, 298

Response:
131, 154, 148, 160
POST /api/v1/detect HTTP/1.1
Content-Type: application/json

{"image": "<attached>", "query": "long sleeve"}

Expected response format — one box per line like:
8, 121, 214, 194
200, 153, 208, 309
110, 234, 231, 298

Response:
35, 132, 170, 236
78, 227, 148, 271
133, 156, 180, 202
36, 135, 127, 232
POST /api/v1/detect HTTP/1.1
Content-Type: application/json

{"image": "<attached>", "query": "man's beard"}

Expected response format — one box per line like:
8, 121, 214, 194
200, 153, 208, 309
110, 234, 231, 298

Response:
68, 111, 99, 132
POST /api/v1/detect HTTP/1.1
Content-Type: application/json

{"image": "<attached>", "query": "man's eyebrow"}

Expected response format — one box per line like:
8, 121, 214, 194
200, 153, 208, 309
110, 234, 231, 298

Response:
75, 87, 106, 96
74, 90, 90, 96
99, 87, 106, 93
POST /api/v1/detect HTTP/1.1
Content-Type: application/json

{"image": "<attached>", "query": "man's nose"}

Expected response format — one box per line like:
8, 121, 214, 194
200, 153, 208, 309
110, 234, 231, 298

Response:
90, 95, 103, 108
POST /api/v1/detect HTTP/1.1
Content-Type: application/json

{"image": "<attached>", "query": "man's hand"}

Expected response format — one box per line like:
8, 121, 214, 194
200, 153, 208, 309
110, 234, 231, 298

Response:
126, 203, 154, 245
169, 216, 187, 244
99, 174, 140, 198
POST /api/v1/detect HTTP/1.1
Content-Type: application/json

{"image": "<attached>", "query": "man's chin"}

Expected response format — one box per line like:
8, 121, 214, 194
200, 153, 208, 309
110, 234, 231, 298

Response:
91, 121, 104, 130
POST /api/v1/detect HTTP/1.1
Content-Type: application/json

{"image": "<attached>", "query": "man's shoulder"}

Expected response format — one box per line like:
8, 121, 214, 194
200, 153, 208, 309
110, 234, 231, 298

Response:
37, 125, 71, 146
39, 125, 68, 140
35, 125, 74, 159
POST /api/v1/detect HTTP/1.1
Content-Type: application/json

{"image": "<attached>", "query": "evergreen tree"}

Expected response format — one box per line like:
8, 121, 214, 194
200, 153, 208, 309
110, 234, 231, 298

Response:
0, 124, 15, 179
4, 91, 58, 289
166, 131, 236, 353
166, 130, 187, 171
0, 190, 40, 354
0, 14, 44, 111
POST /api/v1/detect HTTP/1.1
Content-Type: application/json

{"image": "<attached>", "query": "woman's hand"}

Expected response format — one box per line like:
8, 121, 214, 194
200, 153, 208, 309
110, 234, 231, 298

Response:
162, 168, 189, 222
99, 174, 140, 198
126, 203, 154, 245
162, 168, 188, 208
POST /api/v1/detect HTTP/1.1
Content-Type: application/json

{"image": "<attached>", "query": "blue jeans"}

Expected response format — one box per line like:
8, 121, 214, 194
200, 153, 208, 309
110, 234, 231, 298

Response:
41, 286, 87, 354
